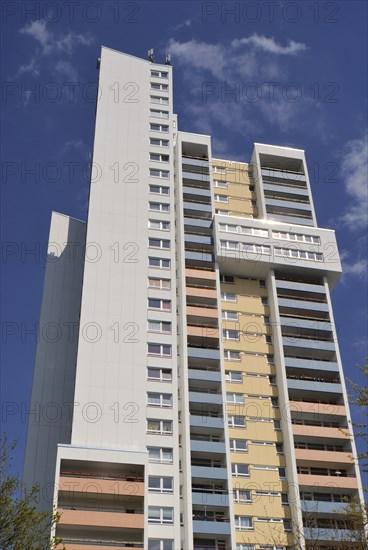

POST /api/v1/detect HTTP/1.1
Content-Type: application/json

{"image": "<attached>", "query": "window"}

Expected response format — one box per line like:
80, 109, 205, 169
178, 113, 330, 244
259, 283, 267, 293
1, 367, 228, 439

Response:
273, 420, 281, 430
148, 298, 171, 311
234, 489, 252, 503
265, 335, 272, 344
220, 274, 235, 283
150, 96, 169, 105
148, 277, 171, 290
150, 109, 169, 119
147, 419, 173, 435
272, 230, 321, 245
147, 392, 172, 407
150, 152, 169, 162
230, 439, 248, 452
149, 257, 171, 269
267, 354, 274, 363
228, 415, 246, 428
271, 398, 279, 408
148, 476, 173, 493
223, 329, 240, 341
148, 320, 172, 333
213, 166, 226, 174
214, 179, 228, 188
149, 202, 170, 212
281, 493, 289, 505
151, 70, 168, 78
149, 184, 169, 195
221, 292, 237, 302
232, 464, 249, 477
225, 371, 242, 383
151, 82, 169, 91
259, 279, 266, 287
150, 138, 169, 147
149, 220, 170, 231
215, 194, 229, 203
150, 123, 169, 133
226, 392, 244, 404
261, 297, 268, 305
224, 350, 241, 361
147, 367, 172, 382
237, 545, 255, 550
148, 506, 173, 524
222, 241, 240, 251
222, 310, 238, 321
243, 243, 271, 255
148, 343, 172, 357
283, 519, 292, 531
150, 168, 170, 178
148, 447, 173, 463
274, 246, 323, 262
234, 515, 253, 530
278, 467, 286, 479
149, 238, 170, 250
148, 541, 173, 550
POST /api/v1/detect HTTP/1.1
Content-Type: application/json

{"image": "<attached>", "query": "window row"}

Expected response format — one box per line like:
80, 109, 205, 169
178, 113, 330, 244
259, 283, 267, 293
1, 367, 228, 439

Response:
272, 230, 321, 244
147, 392, 172, 407
224, 349, 274, 363
221, 292, 268, 305
149, 184, 169, 195
150, 109, 169, 119
150, 152, 169, 162
150, 168, 170, 178
274, 247, 323, 261
150, 123, 169, 133
150, 138, 169, 147
149, 201, 170, 212
148, 343, 172, 357
150, 95, 169, 105
149, 238, 170, 249
228, 415, 281, 431
149, 219, 170, 231
219, 223, 268, 237
220, 241, 271, 255
222, 329, 272, 343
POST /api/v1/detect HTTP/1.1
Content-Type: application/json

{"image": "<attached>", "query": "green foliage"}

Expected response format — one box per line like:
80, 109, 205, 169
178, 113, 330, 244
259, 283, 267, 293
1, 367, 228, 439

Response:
0, 434, 64, 550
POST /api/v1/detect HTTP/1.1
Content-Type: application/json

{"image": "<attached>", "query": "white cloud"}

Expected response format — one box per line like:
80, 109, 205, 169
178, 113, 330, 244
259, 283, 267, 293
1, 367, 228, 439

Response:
340, 133, 368, 230
19, 20, 94, 56
340, 250, 368, 281
17, 20, 95, 79
16, 56, 40, 77
63, 139, 85, 153
232, 34, 308, 55
55, 60, 78, 81
173, 19, 192, 31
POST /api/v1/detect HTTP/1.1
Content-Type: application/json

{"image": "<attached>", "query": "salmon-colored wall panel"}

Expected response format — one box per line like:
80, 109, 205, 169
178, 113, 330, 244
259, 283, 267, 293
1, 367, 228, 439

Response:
59, 476, 144, 497
58, 509, 144, 529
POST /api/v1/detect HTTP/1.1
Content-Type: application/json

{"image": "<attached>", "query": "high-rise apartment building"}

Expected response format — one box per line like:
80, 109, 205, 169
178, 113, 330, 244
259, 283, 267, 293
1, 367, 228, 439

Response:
23, 47, 365, 550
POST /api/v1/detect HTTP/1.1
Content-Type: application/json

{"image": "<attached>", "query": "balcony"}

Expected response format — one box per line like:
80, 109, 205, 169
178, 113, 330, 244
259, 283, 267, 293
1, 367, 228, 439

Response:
190, 415, 224, 430
58, 509, 144, 529
298, 474, 358, 490
295, 448, 353, 466
188, 369, 222, 382
289, 400, 346, 417
278, 298, 329, 312
287, 379, 342, 395
284, 357, 339, 373
58, 476, 144, 497
192, 490, 229, 507
182, 156, 209, 168
300, 500, 350, 514
192, 520, 231, 535
191, 440, 226, 454
265, 197, 312, 212
263, 182, 309, 197
185, 251, 214, 263
188, 347, 220, 360
183, 201, 212, 214
303, 527, 353, 542
183, 171, 210, 183
183, 186, 212, 199
268, 213, 315, 226
283, 337, 335, 353
59, 541, 143, 550
189, 391, 223, 405
276, 279, 325, 294
185, 234, 213, 247
280, 317, 333, 334
261, 168, 306, 183
187, 306, 219, 326
186, 268, 216, 281
191, 465, 228, 480
292, 424, 350, 440
184, 217, 213, 231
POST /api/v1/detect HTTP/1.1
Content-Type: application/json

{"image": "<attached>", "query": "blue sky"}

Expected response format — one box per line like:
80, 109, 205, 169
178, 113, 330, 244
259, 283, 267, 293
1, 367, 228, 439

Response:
1, 1, 367, 485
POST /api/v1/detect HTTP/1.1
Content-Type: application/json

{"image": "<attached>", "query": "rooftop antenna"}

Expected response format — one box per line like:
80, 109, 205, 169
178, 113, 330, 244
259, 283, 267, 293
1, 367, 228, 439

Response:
148, 48, 154, 63
165, 53, 171, 66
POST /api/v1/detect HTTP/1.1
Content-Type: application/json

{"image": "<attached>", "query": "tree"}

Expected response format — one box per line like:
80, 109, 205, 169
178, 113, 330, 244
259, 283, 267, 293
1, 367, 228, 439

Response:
347, 360, 368, 470
0, 434, 64, 550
